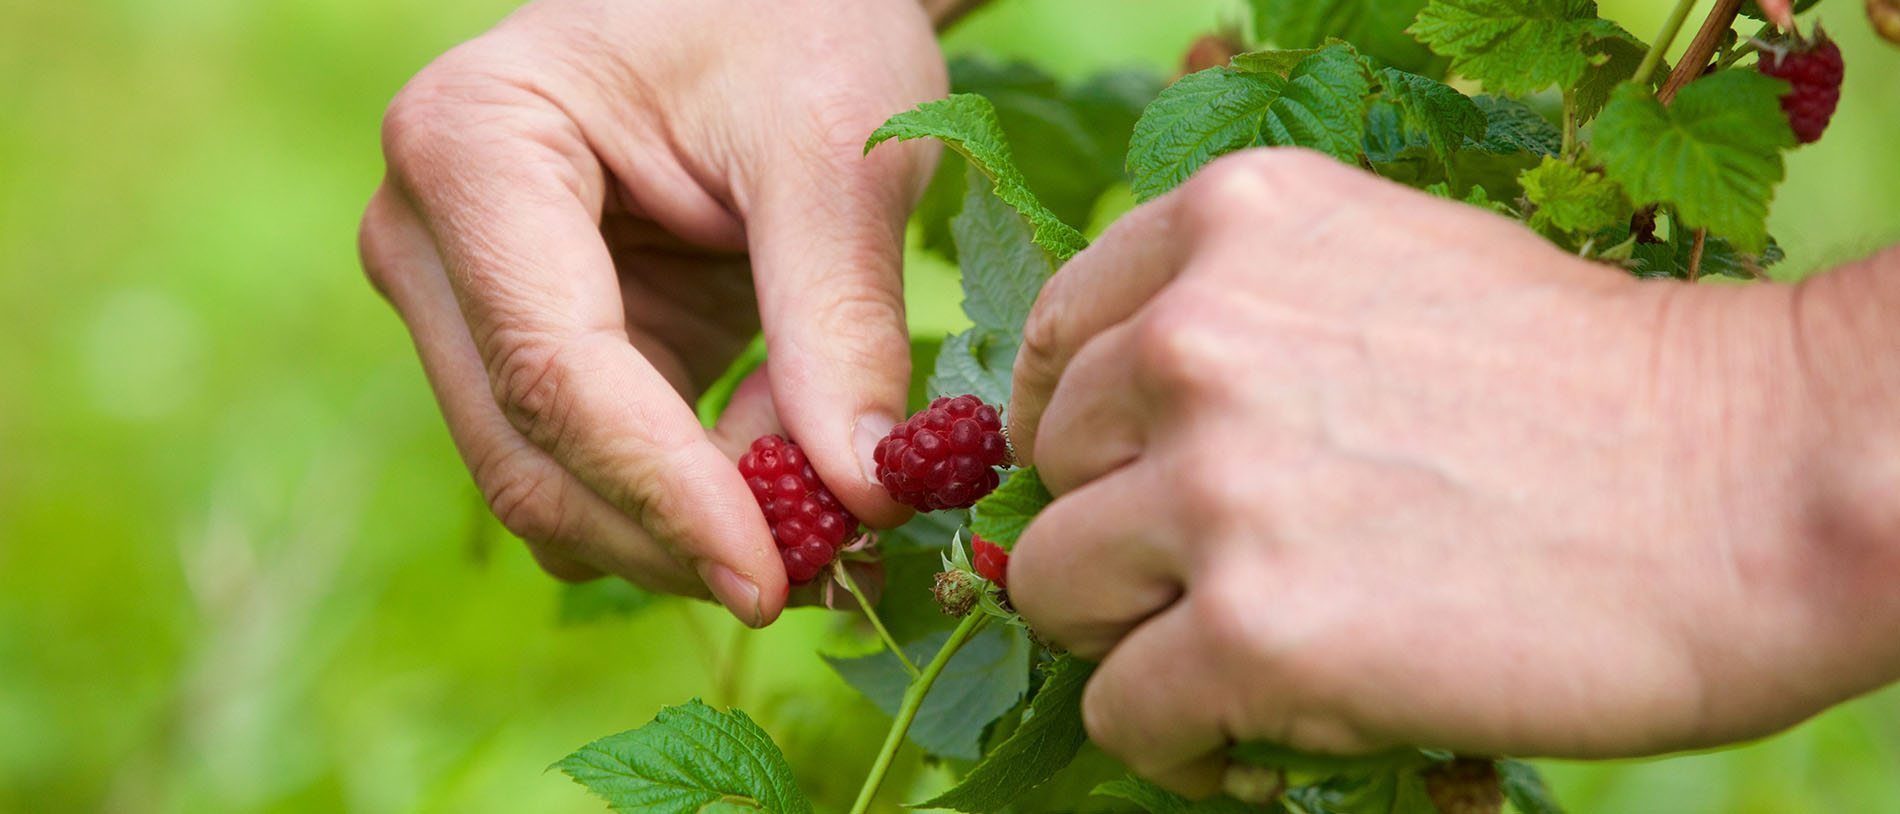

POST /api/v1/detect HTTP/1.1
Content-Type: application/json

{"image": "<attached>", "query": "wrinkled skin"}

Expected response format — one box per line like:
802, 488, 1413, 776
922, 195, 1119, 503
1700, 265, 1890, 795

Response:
1006, 149, 1900, 796
359, 0, 946, 625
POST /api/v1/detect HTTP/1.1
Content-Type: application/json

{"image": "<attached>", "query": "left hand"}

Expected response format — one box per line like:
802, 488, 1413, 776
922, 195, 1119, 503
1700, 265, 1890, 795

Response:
1005, 149, 1868, 795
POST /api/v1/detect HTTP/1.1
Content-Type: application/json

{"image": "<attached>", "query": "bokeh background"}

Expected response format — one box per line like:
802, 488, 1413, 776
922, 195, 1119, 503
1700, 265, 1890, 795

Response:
4, 0, 1899, 811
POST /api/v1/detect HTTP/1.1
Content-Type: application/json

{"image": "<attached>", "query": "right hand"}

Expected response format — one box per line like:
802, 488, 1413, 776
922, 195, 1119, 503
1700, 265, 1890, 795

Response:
357, 0, 947, 626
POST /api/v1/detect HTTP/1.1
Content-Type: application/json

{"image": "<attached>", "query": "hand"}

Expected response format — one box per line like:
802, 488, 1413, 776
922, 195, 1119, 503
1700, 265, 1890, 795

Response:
1005, 149, 1884, 794
357, 0, 945, 626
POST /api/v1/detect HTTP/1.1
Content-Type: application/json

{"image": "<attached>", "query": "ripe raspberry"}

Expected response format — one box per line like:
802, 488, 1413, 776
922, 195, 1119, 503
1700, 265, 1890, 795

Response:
971, 536, 1010, 589
1757, 28, 1844, 145
873, 395, 1009, 511
739, 435, 859, 585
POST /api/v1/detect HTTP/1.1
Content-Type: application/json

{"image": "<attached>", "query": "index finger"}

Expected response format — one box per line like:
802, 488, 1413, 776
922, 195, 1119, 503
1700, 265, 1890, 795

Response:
382, 76, 787, 625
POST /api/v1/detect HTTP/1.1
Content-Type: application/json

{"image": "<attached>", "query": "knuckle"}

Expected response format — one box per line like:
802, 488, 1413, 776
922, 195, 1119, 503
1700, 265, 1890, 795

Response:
355, 189, 406, 304
805, 285, 909, 368
488, 333, 579, 451
473, 445, 569, 545
1182, 148, 1339, 227
1129, 293, 1227, 394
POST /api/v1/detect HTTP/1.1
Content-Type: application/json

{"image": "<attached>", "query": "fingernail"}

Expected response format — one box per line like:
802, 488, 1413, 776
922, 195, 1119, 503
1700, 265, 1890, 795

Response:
698, 561, 764, 628
854, 413, 899, 486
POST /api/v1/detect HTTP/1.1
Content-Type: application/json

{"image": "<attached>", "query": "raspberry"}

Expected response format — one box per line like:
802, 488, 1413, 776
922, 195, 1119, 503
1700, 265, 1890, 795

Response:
971, 536, 1010, 589
1422, 758, 1504, 814
932, 569, 981, 616
872, 395, 1009, 511
738, 435, 859, 585
1757, 27, 1844, 145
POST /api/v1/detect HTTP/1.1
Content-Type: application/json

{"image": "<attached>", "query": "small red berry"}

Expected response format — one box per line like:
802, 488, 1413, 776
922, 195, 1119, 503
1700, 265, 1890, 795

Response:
738, 435, 859, 585
873, 395, 1010, 511
971, 536, 1010, 589
1757, 27, 1845, 145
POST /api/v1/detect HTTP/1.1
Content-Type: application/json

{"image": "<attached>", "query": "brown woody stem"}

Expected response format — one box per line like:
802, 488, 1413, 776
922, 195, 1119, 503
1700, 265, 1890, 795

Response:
1659, 0, 1746, 105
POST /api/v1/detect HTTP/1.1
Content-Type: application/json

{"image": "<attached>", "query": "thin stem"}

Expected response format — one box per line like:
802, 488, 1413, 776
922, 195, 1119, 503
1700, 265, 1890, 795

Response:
834, 562, 920, 678
849, 613, 989, 814
1560, 88, 1579, 159
1635, 0, 1702, 88
1658, 0, 1744, 105
1687, 228, 1709, 281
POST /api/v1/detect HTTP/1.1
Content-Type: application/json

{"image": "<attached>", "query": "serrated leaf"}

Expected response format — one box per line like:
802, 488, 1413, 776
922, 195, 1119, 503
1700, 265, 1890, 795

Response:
1247, 0, 1446, 76
954, 168, 1058, 335
1260, 45, 1375, 163
1520, 155, 1631, 235
1127, 67, 1286, 201
1497, 759, 1563, 814
555, 700, 812, 814
824, 624, 1030, 760
1572, 24, 1650, 122
1472, 95, 1562, 156
916, 655, 1097, 811
929, 328, 1014, 406
868, 94, 1089, 260
1377, 67, 1486, 166
969, 467, 1054, 551
1230, 742, 1425, 778
1592, 73, 1794, 252
557, 579, 662, 625
1092, 776, 1259, 814
1425, 180, 1511, 213
1410, 0, 1624, 97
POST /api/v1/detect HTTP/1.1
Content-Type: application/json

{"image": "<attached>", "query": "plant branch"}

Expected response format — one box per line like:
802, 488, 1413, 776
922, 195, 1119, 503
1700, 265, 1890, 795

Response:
1659, 0, 1745, 105
834, 562, 920, 678
1635, 0, 1702, 88
849, 612, 989, 814
1560, 88, 1579, 159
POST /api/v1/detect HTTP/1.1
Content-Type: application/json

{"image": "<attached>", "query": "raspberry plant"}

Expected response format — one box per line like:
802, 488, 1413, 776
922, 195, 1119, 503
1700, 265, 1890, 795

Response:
554, 1, 1886, 811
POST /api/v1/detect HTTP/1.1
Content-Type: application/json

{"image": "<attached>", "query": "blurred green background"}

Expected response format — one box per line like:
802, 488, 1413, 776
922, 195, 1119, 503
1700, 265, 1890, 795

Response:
3, 0, 1899, 811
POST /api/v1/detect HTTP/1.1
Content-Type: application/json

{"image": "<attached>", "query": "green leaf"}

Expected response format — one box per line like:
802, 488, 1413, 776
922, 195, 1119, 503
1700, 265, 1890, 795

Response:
919, 59, 1163, 260
1260, 45, 1375, 163
1592, 73, 1794, 252
1497, 759, 1564, 814
1092, 776, 1259, 814
824, 624, 1031, 760
1472, 95, 1562, 156
555, 700, 812, 814
557, 579, 662, 625
1127, 67, 1286, 201
875, 510, 969, 643
916, 655, 1098, 811
868, 94, 1088, 261
1572, 24, 1650, 123
954, 168, 1059, 335
1410, 0, 1628, 98
1247, 0, 1446, 76
969, 467, 1054, 551
1520, 155, 1632, 236
929, 328, 1014, 406
1741, 0, 1821, 22
1425, 180, 1511, 213
1376, 67, 1487, 166
1231, 47, 1321, 76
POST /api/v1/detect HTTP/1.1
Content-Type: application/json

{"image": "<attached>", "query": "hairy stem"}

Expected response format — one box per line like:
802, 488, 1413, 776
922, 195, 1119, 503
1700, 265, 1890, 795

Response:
1659, 0, 1745, 105
1635, 0, 1702, 88
834, 562, 920, 678
849, 612, 989, 814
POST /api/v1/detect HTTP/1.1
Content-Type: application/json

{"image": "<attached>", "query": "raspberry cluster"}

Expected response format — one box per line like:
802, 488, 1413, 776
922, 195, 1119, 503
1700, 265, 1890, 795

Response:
971, 536, 1010, 589
1758, 28, 1844, 145
874, 395, 1009, 511
739, 435, 859, 585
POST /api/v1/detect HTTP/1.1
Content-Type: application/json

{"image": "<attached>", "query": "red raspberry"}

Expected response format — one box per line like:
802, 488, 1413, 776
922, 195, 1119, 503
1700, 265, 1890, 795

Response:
971, 536, 1010, 589
1757, 28, 1844, 145
738, 435, 859, 585
873, 395, 1009, 511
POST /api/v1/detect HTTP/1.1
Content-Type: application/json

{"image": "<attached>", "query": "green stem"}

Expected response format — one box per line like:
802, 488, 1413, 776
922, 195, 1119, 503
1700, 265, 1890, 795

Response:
834, 562, 919, 678
848, 613, 989, 814
1560, 87, 1579, 159
1635, 0, 1701, 88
